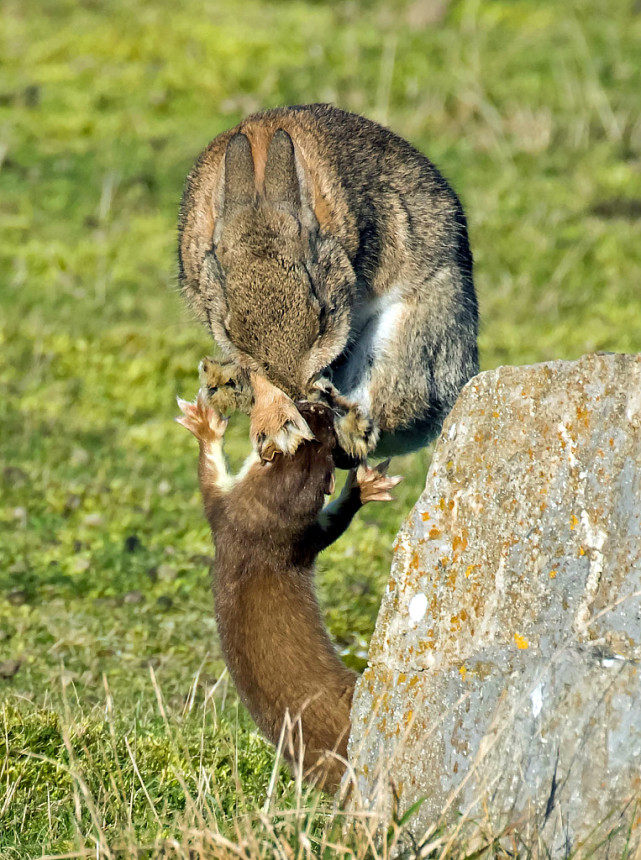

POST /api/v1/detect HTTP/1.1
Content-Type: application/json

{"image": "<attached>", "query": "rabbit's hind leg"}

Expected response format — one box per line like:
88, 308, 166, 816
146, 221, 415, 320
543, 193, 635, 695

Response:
347, 271, 478, 457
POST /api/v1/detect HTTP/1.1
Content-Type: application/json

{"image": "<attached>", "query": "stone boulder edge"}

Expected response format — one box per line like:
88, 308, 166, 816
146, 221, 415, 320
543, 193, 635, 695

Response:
348, 353, 641, 856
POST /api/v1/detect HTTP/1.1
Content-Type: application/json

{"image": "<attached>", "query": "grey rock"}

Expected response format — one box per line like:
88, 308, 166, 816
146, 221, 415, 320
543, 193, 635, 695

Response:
348, 353, 641, 856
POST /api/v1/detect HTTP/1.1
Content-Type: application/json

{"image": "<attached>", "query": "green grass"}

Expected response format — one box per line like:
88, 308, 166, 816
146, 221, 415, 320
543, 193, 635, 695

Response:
1, 0, 640, 855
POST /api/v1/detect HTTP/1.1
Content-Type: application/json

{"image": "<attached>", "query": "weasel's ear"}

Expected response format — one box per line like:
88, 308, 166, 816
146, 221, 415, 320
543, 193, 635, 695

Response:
264, 129, 318, 233
214, 132, 255, 243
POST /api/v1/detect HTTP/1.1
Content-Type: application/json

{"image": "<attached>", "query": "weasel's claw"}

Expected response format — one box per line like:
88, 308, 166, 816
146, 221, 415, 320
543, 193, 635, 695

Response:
176, 394, 228, 442
355, 461, 403, 504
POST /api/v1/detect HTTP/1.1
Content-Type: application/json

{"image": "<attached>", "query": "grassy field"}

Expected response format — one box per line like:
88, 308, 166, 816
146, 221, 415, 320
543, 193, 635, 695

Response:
1, 0, 640, 855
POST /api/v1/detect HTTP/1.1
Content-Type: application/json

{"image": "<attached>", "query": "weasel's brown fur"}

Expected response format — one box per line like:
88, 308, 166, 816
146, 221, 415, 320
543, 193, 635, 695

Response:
177, 395, 400, 791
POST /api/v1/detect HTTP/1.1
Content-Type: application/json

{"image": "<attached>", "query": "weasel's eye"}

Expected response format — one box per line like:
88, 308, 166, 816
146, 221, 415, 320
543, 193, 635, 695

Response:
208, 386, 218, 397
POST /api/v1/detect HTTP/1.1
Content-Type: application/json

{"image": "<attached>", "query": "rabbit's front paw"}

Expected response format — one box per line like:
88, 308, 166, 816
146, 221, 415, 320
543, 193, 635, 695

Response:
199, 357, 253, 416
335, 405, 379, 461
176, 391, 228, 444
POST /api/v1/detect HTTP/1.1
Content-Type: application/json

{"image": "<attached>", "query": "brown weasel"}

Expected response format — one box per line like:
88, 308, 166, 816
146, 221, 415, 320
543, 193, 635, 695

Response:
177, 393, 401, 792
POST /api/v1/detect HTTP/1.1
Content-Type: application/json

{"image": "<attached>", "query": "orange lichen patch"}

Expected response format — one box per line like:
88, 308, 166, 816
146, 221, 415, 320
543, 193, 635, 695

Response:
576, 404, 590, 427
448, 499, 455, 510
549, 569, 557, 579
452, 532, 468, 556
579, 546, 586, 556
409, 551, 420, 569
428, 527, 441, 540
514, 633, 529, 650
492, 411, 500, 418
421, 511, 431, 521
465, 565, 475, 578
405, 709, 414, 726
397, 673, 407, 684
459, 665, 467, 680
570, 514, 579, 530
460, 609, 468, 621
609, 437, 614, 447
540, 501, 547, 512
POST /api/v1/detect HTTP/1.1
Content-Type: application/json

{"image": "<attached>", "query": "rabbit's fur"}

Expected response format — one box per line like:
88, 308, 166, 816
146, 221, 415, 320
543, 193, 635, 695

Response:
179, 104, 478, 457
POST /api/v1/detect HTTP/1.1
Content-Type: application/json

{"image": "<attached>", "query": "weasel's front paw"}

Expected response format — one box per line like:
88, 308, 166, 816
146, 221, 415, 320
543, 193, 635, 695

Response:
352, 459, 403, 504
176, 391, 228, 444
199, 357, 253, 416
335, 405, 379, 461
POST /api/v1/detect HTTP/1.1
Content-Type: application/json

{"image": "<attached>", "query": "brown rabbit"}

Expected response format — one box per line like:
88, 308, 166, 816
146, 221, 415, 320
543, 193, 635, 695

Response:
179, 104, 478, 460
176, 392, 401, 791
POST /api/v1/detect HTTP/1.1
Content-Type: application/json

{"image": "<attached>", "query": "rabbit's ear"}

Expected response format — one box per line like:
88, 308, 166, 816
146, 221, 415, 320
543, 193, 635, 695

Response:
222, 133, 256, 217
214, 133, 255, 244
265, 129, 318, 233
264, 129, 301, 210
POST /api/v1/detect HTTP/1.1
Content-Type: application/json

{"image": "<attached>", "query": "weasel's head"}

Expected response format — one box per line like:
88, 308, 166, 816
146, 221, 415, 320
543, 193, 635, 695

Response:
253, 402, 340, 531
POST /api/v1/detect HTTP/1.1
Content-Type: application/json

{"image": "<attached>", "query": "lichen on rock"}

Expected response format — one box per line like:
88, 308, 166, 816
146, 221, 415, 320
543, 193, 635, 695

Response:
348, 353, 641, 857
